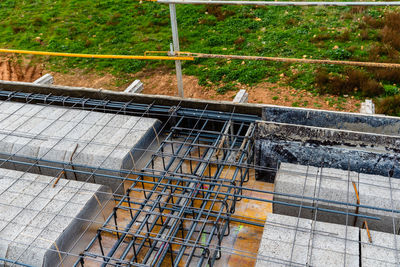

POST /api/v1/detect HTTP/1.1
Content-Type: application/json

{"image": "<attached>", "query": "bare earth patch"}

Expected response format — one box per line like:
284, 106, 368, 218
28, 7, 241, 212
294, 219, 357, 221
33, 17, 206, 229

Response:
51, 69, 121, 90
0, 57, 361, 112
138, 69, 361, 112
0, 57, 43, 82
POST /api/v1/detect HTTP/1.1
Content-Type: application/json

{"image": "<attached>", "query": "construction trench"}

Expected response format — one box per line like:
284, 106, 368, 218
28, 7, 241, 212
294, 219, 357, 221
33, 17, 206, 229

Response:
0, 81, 400, 266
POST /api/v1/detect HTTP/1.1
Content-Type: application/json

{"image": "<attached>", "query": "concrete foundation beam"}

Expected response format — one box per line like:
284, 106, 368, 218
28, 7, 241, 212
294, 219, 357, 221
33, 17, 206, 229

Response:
255, 121, 400, 181
233, 89, 248, 103
256, 213, 359, 267
0, 101, 161, 194
256, 139, 400, 182
124, 80, 144, 94
273, 163, 400, 233
0, 168, 113, 267
33, 74, 54, 85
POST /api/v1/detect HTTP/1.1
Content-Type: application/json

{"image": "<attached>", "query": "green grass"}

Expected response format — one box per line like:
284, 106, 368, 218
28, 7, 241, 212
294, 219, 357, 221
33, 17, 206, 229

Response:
0, 1, 399, 99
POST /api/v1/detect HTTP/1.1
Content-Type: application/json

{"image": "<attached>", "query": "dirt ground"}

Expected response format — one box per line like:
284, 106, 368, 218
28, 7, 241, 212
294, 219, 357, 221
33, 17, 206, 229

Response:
0, 57, 44, 82
0, 57, 361, 112
137, 69, 361, 112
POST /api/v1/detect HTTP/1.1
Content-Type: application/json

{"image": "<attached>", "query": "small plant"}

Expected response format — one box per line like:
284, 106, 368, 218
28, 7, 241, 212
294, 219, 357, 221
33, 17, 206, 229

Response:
361, 79, 384, 97
206, 6, 235, 21
360, 30, 370, 40
384, 11, 400, 30
12, 26, 26, 33
336, 104, 344, 110
272, 96, 279, 100
363, 15, 384, 28
314, 103, 322, 108
336, 30, 351, 42
286, 18, 298, 26
234, 36, 245, 45
380, 26, 400, 50
217, 83, 236, 94
310, 33, 331, 43
383, 84, 399, 96
291, 102, 300, 107
376, 95, 400, 116
326, 48, 352, 60
198, 77, 208, 86
315, 68, 384, 97
350, 6, 367, 14
106, 13, 122, 26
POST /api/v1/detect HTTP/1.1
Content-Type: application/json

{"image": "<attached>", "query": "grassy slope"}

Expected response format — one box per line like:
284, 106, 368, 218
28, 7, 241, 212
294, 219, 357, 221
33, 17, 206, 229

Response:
0, 1, 399, 110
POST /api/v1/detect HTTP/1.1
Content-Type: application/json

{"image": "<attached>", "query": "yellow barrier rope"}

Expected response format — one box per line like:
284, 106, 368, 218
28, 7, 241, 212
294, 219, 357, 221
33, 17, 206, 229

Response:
0, 48, 194, 61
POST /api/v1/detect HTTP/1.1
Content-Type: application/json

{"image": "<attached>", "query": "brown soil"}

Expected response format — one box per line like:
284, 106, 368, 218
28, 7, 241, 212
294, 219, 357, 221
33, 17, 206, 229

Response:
138, 69, 361, 112
0, 57, 361, 112
0, 56, 123, 90
0, 57, 44, 82
51, 69, 122, 90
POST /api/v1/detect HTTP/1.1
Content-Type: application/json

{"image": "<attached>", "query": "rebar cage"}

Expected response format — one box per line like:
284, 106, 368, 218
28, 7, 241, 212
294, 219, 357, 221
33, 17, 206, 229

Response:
77, 114, 256, 266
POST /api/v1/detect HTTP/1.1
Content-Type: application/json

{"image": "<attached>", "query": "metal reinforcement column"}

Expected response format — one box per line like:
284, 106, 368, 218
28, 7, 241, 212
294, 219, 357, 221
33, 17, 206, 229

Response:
169, 4, 184, 98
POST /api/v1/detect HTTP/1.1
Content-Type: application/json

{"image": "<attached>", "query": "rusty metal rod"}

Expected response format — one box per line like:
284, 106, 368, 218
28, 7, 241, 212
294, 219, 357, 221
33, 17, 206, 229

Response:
191, 52, 400, 68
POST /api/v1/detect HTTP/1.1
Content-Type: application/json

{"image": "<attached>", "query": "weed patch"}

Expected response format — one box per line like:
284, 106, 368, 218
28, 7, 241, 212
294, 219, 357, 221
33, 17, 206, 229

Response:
316, 68, 384, 97
217, 83, 237, 94
376, 95, 400, 116
336, 30, 351, 42
383, 84, 399, 96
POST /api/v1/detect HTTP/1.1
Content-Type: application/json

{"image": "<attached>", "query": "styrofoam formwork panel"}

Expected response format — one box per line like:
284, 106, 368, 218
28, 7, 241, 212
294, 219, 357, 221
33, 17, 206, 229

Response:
256, 214, 359, 267
0, 168, 113, 267
361, 229, 400, 266
0, 101, 161, 194
273, 163, 400, 233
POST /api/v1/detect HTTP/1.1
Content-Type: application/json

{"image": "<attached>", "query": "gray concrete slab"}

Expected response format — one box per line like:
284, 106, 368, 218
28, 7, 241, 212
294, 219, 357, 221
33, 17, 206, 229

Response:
361, 229, 400, 266
256, 214, 359, 267
0, 168, 114, 267
233, 89, 248, 103
33, 74, 54, 85
274, 163, 400, 233
0, 101, 161, 194
360, 99, 375, 114
124, 80, 144, 94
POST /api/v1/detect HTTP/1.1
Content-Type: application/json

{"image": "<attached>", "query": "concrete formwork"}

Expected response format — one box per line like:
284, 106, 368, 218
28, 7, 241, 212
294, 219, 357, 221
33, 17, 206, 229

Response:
263, 106, 400, 135
0, 168, 113, 267
256, 213, 359, 267
273, 163, 400, 233
0, 101, 161, 194
361, 229, 400, 266
255, 121, 400, 182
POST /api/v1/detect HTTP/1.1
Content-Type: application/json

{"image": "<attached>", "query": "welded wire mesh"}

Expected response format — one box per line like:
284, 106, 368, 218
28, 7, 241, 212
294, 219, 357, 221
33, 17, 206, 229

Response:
0, 90, 399, 267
